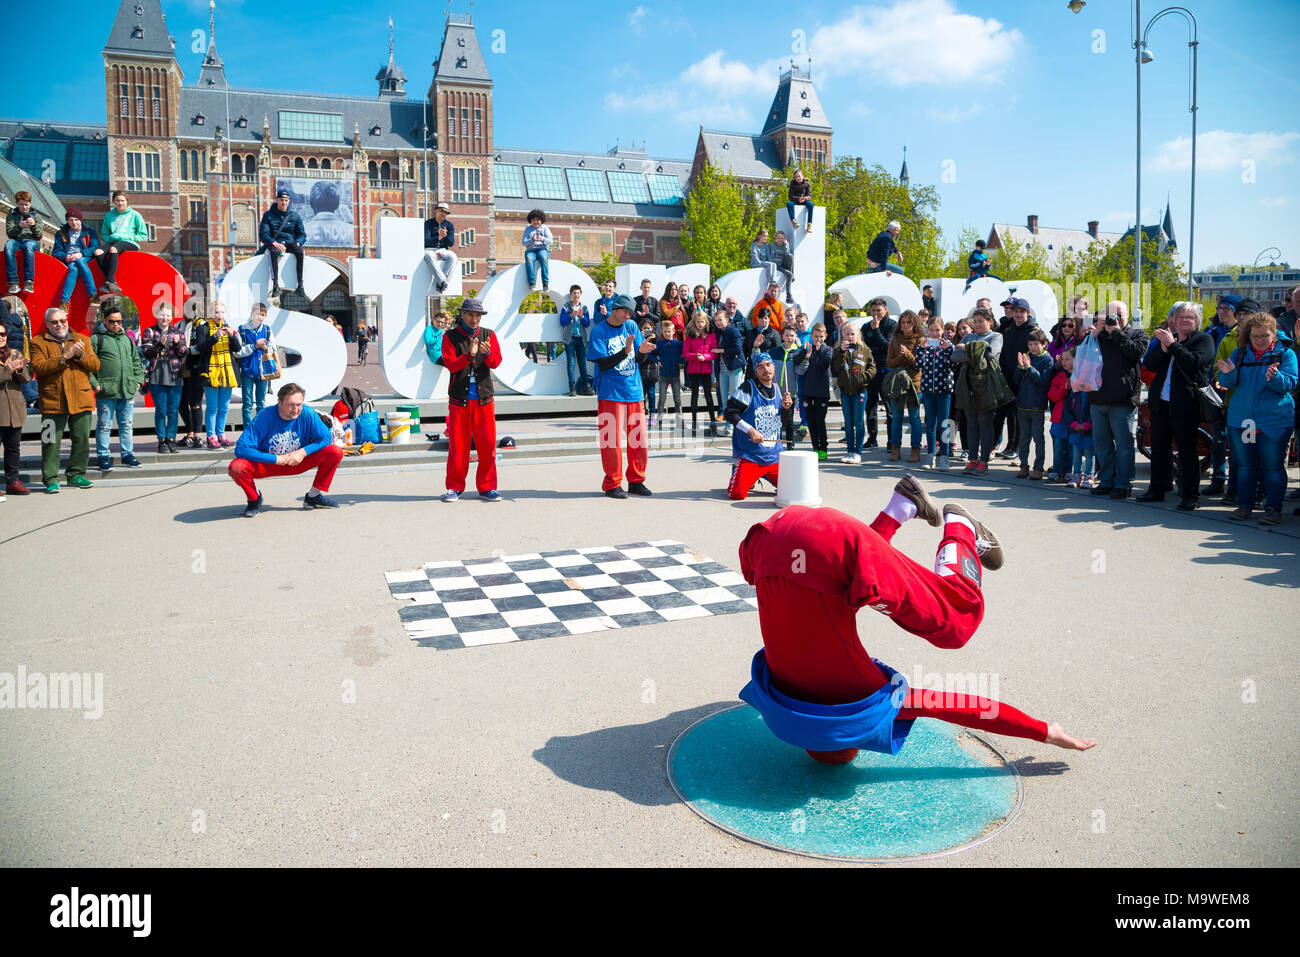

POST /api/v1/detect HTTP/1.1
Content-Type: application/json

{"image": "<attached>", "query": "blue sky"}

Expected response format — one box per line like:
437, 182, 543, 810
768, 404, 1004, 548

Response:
11, 0, 1299, 270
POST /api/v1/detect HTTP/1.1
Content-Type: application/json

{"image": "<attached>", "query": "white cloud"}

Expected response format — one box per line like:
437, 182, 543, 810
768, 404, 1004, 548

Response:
811, 0, 1023, 86
1262, 197, 1288, 208
604, 49, 774, 127
848, 102, 873, 117
627, 5, 647, 33
684, 51, 781, 96
604, 90, 674, 114
1150, 130, 1300, 171
926, 103, 983, 122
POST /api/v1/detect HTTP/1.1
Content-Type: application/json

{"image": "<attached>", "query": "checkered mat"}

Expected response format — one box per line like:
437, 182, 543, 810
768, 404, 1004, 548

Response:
385, 541, 758, 649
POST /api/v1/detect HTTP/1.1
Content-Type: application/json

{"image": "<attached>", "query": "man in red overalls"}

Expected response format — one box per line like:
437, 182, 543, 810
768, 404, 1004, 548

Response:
739, 474, 1097, 762
440, 298, 503, 502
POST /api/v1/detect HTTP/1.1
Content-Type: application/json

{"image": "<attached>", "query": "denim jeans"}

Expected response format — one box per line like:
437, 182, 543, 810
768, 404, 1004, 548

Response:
922, 393, 953, 456
149, 383, 182, 440
866, 262, 905, 276
1016, 409, 1046, 470
524, 248, 550, 287
1069, 443, 1094, 476
889, 400, 923, 449
1090, 404, 1138, 490
565, 337, 591, 391
1231, 426, 1293, 512
240, 374, 269, 427
1051, 432, 1071, 477
968, 409, 996, 462
5, 239, 38, 283
786, 200, 814, 227
843, 392, 867, 455
95, 396, 134, 458
59, 258, 98, 302
204, 386, 233, 436
719, 366, 744, 412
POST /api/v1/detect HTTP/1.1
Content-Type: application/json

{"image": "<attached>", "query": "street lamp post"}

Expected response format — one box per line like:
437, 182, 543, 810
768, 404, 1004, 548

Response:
1253, 247, 1282, 270
1141, 6, 1198, 300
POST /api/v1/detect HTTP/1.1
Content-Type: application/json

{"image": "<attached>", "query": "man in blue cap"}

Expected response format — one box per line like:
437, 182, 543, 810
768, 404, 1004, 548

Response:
587, 293, 657, 498
259, 189, 307, 298
440, 297, 503, 502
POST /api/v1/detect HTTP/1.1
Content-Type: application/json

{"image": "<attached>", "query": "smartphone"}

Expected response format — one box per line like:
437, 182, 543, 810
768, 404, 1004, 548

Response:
926, 338, 942, 348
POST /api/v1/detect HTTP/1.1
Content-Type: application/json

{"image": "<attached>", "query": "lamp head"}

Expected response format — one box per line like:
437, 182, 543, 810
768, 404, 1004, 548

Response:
1140, 43, 1154, 63
1067, 0, 1086, 12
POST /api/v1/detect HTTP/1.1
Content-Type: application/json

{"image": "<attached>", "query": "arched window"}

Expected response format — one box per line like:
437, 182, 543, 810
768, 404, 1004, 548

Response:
379, 161, 392, 180
245, 154, 257, 173
368, 161, 378, 180
308, 158, 318, 170
321, 158, 331, 170
180, 149, 189, 181
294, 157, 305, 169
231, 154, 243, 175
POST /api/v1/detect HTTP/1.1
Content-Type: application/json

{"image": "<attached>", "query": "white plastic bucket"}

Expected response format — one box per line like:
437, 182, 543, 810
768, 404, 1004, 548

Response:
774, 449, 821, 508
385, 411, 412, 444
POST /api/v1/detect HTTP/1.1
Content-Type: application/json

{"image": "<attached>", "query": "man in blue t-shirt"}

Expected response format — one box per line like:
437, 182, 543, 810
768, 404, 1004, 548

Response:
588, 294, 658, 499
228, 382, 344, 516
724, 354, 791, 499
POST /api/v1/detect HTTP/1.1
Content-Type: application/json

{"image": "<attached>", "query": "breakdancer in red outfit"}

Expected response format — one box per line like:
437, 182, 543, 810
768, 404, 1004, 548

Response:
739, 474, 1097, 763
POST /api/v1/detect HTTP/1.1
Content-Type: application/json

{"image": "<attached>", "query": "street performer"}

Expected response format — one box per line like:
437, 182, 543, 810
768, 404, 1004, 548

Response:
440, 297, 503, 502
738, 476, 1097, 763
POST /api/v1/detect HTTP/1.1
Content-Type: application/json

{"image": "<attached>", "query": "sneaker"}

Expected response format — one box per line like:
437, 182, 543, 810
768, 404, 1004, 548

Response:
816, 450, 828, 461
97, 456, 114, 472
841, 454, 856, 464
22, 280, 34, 294
894, 473, 942, 527
1228, 506, 1252, 521
974, 462, 988, 474
303, 491, 339, 509
441, 490, 460, 502
68, 474, 93, 489
1221, 492, 1239, 507
45, 481, 59, 493
796, 426, 808, 439
106, 282, 121, 294
121, 453, 142, 468
921, 453, 935, 470
1081, 474, 1094, 489
481, 489, 503, 502
1045, 473, 1066, 484
1259, 509, 1281, 526
5, 284, 18, 295
628, 482, 653, 497
1205, 478, 1226, 496
542, 283, 549, 292
942, 503, 1003, 571
1089, 484, 1113, 496
605, 486, 628, 499
1109, 488, 1131, 500
6, 480, 30, 495
1066, 474, 1080, 488
206, 436, 221, 450
936, 455, 949, 471
1177, 496, 1199, 511
218, 437, 235, 448
241, 492, 263, 518
1029, 469, 1043, 480
962, 462, 978, 475
1016, 466, 1030, 479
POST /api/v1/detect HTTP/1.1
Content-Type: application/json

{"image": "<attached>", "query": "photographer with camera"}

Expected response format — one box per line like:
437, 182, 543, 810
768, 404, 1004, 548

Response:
1083, 300, 1148, 500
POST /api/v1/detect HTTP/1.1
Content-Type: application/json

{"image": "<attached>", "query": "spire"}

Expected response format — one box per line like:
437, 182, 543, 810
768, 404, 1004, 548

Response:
1161, 193, 1176, 248
376, 15, 408, 98
761, 62, 831, 137
103, 0, 178, 61
198, 1, 227, 89
899, 145, 910, 186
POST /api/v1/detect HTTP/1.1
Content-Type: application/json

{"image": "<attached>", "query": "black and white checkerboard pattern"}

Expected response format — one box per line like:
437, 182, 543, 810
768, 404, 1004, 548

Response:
385, 541, 758, 649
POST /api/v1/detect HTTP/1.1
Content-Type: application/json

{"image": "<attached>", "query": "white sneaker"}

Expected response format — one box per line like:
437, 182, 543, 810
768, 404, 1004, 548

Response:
841, 454, 855, 464
849, 454, 862, 464
937, 455, 949, 471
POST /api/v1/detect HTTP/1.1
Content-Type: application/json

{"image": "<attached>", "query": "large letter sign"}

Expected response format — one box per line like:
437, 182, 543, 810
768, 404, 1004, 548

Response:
350, 217, 463, 400
219, 251, 347, 401
25, 250, 189, 335
712, 207, 826, 328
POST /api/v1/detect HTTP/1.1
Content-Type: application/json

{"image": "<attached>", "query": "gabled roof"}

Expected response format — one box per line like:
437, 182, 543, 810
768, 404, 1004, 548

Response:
697, 130, 782, 181
0, 156, 68, 226
103, 0, 177, 61
433, 14, 491, 87
761, 66, 831, 136
178, 87, 430, 152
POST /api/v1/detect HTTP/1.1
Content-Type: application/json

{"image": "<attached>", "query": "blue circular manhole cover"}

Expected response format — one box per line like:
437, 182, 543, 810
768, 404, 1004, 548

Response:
668, 705, 1022, 862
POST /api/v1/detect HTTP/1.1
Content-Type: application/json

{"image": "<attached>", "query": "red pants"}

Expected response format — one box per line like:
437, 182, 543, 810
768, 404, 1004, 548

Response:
228, 444, 344, 499
446, 399, 497, 494
598, 400, 647, 491
750, 510, 1048, 762
728, 458, 780, 500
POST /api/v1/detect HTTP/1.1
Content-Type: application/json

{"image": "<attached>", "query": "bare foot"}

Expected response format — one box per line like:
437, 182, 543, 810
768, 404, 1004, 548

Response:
1045, 721, 1097, 751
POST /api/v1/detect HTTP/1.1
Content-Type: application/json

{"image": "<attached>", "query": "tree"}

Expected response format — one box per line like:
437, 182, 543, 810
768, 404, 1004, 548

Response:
587, 251, 619, 289
680, 163, 756, 279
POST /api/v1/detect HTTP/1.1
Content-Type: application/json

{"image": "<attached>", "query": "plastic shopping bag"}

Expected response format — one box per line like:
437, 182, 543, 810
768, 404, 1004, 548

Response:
1071, 334, 1104, 391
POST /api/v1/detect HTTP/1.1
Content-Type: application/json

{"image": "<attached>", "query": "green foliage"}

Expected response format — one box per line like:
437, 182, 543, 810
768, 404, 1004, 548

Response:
441, 287, 478, 316
587, 251, 619, 288
680, 163, 757, 280
520, 291, 557, 314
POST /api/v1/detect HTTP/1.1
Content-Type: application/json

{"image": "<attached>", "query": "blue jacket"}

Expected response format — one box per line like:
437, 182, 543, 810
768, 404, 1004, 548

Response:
1014, 350, 1055, 411
717, 324, 746, 372
52, 226, 100, 263
423, 217, 455, 249
739, 650, 915, 755
235, 405, 332, 464
558, 303, 590, 343
653, 338, 684, 377
259, 206, 306, 248
1218, 342, 1298, 434
236, 320, 277, 379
